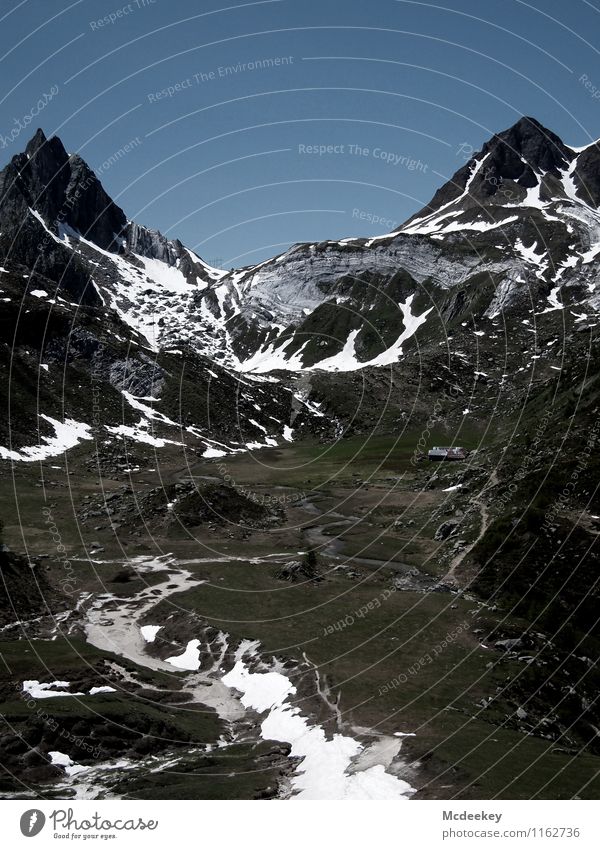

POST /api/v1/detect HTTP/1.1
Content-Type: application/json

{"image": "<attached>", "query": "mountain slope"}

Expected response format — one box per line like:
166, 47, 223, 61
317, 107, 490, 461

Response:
1, 121, 599, 799
1, 118, 599, 459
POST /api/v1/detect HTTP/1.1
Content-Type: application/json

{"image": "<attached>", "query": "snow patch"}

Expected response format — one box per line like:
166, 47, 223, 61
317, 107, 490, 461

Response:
23, 681, 84, 699
0, 416, 92, 463
49, 751, 89, 776
202, 446, 227, 458
222, 661, 415, 800
166, 639, 201, 671
140, 625, 162, 642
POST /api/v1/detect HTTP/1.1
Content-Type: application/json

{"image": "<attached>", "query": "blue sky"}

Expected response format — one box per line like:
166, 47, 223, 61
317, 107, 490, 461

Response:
1, 0, 600, 266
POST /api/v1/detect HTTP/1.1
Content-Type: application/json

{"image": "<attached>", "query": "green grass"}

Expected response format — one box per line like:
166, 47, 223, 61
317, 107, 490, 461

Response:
108, 741, 290, 800
189, 430, 486, 491
1, 428, 598, 800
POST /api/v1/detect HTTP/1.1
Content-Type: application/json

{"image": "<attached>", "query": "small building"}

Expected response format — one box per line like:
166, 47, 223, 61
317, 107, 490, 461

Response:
428, 446, 467, 461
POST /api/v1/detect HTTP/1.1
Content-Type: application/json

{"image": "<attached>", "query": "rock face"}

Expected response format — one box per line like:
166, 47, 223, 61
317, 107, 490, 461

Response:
476, 117, 567, 203
573, 142, 600, 206
3, 119, 600, 374
124, 222, 218, 285
62, 153, 126, 250
2, 117, 600, 453
78, 482, 285, 535
0, 129, 127, 249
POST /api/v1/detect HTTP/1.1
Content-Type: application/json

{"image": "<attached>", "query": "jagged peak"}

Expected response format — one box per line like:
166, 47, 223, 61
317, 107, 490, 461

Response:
399, 116, 577, 228
483, 115, 571, 171
24, 127, 47, 156
23, 128, 68, 168
497, 115, 554, 140
0, 129, 126, 252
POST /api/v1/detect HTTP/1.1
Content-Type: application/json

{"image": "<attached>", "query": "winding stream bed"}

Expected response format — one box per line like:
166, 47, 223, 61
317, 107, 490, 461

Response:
79, 553, 417, 800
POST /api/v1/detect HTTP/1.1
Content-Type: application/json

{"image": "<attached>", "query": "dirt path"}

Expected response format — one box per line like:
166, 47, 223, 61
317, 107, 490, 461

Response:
443, 469, 499, 585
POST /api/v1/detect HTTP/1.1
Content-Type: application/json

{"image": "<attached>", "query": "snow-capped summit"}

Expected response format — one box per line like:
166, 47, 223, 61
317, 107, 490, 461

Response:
2, 120, 600, 379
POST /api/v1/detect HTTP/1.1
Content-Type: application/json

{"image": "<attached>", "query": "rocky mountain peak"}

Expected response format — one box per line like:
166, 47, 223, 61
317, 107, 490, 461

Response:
402, 116, 576, 224
62, 152, 127, 250
471, 116, 572, 202
572, 139, 600, 207
484, 115, 572, 176
3, 129, 70, 219
0, 128, 126, 251
24, 126, 49, 157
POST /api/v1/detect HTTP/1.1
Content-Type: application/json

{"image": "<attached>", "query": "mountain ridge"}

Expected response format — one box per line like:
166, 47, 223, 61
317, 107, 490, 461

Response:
2, 121, 599, 794
1, 116, 599, 457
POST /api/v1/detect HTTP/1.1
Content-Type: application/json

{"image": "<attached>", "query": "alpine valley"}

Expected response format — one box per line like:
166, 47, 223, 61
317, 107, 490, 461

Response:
0, 117, 598, 800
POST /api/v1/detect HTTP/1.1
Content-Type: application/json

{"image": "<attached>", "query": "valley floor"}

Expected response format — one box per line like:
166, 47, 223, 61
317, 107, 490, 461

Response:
0, 434, 598, 800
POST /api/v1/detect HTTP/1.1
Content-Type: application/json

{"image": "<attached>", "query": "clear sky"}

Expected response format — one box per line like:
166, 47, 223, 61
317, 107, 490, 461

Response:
1, 0, 600, 267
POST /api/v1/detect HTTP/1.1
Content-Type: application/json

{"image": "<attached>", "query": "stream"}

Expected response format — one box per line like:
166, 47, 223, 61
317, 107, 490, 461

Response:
77, 551, 417, 800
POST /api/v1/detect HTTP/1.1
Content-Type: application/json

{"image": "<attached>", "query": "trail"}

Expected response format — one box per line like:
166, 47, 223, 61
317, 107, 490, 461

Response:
443, 469, 499, 584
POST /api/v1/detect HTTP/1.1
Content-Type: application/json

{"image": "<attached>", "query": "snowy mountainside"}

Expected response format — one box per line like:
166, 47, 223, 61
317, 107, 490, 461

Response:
217, 117, 600, 370
112, 116, 600, 371
2, 118, 600, 458
4, 120, 600, 375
